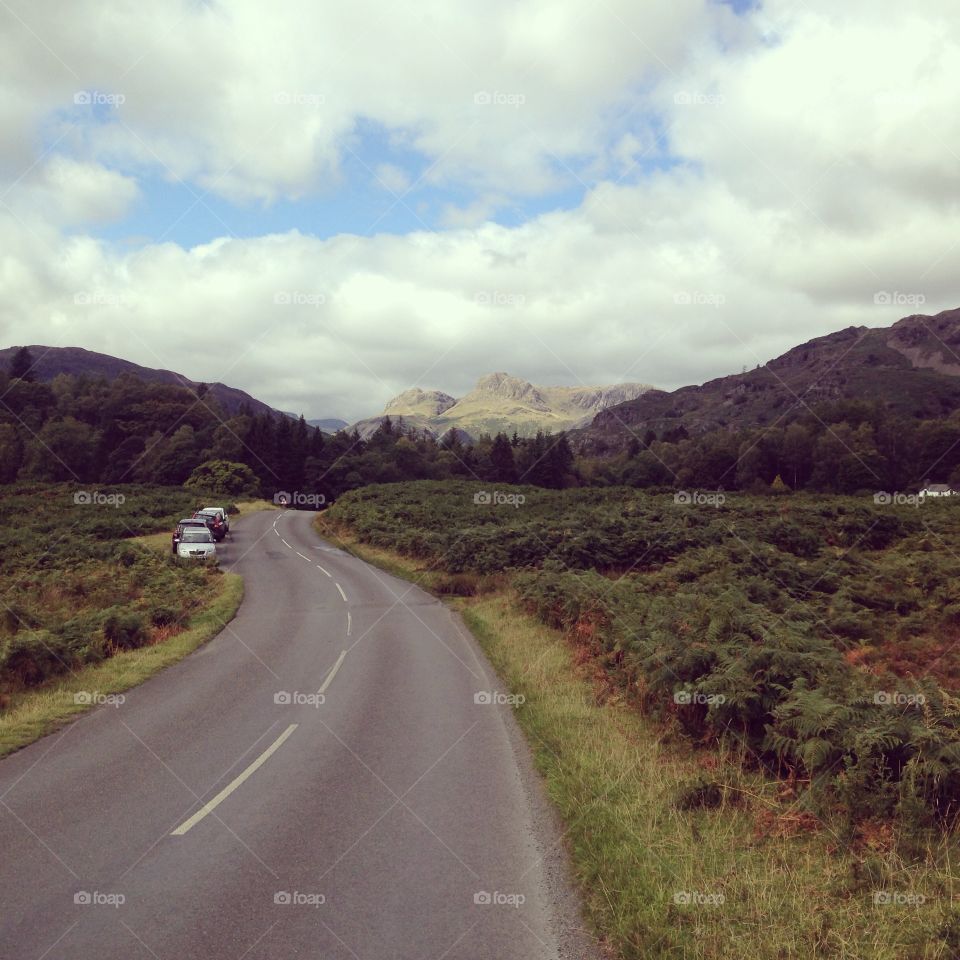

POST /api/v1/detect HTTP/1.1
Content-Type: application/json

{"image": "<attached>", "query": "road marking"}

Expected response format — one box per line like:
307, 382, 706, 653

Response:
170, 724, 299, 836
281, 539, 291, 548
296, 552, 311, 562
318, 650, 347, 695
335, 582, 348, 602
273, 529, 279, 536
316, 564, 331, 577
347, 611, 352, 637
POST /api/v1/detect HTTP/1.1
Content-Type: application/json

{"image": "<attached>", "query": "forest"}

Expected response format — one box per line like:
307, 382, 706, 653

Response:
2, 346, 958, 500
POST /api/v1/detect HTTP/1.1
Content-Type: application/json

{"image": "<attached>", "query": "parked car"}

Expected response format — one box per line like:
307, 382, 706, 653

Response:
193, 509, 226, 541
198, 505, 230, 533
172, 517, 209, 553
176, 527, 216, 560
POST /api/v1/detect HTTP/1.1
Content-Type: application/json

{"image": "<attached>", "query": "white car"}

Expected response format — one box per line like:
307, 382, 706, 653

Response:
176, 527, 216, 560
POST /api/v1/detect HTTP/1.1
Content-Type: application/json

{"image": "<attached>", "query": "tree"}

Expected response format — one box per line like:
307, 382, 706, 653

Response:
545, 432, 574, 488
780, 423, 814, 490
21, 417, 94, 481
8, 346, 35, 382
0, 424, 22, 482
489, 433, 517, 483
185, 460, 260, 497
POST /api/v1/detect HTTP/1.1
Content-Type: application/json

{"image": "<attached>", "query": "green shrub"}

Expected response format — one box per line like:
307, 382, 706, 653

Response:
103, 610, 149, 651
0, 630, 77, 686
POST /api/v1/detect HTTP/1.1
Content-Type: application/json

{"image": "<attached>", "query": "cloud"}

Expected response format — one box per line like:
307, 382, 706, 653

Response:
0, 0, 958, 424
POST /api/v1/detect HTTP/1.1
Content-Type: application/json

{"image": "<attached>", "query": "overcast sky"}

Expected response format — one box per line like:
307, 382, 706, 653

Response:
1, 0, 957, 420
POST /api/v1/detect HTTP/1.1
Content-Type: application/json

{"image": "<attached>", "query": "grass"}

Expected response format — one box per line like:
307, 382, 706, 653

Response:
0, 573, 243, 758
0, 496, 275, 757
318, 517, 960, 959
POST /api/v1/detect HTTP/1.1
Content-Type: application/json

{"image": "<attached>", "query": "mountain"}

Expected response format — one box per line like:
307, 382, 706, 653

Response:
0, 345, 288, 420
574, 307, 960, 456
349, 373, 655, 440
307, 418, 350, 433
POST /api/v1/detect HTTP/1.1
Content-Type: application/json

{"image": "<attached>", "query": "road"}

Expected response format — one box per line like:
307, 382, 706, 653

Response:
0, 509, 598, 959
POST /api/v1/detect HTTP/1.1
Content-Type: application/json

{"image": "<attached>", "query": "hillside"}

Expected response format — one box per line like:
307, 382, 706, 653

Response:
576, 307, 960, 455
350, 372, 654, 440
0, 345, 286, 420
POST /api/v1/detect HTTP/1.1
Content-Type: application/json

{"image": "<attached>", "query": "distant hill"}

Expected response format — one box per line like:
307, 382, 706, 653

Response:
307, 418, 349, 433
574, 307, 960, 456
0, 345, 288, 420
350, 373, 655, 440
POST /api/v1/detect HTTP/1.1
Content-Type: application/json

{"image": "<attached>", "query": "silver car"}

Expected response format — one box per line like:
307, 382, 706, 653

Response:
176, 527, 216, 560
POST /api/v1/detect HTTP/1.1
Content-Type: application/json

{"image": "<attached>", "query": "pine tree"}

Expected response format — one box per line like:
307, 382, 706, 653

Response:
490, 432, 517, 483
8, 346, 35, 382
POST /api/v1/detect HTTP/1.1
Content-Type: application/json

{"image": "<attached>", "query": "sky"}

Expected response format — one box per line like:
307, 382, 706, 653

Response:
1, 0, 958, 421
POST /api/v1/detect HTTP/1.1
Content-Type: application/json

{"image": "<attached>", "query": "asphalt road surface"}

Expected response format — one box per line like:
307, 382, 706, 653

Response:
0, 509, 599, 959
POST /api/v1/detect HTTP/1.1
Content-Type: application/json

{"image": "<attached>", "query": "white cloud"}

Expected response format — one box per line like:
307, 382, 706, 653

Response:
0, 0, 959, 423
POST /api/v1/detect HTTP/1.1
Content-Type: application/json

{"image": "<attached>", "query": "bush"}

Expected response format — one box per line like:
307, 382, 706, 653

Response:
103, 610, 149, 652
0, 631, 77, 686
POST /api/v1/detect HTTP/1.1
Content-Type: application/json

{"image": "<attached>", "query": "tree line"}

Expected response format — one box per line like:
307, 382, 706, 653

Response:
0, 348, 575, 498
3, 346, 957, 498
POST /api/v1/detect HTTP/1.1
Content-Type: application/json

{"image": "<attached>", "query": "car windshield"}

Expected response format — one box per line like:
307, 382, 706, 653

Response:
181, 530, 213, 543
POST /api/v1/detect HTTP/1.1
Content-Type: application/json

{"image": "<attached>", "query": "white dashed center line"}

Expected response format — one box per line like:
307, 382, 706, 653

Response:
318, 650, 348, 695
316, 565, 331, 577
170, 724, 299, 836
335, 583, 348, 602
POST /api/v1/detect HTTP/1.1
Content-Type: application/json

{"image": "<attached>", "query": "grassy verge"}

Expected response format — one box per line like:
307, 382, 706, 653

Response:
317, 517, 960, 959
0, 574, 242, 758
0, 499, 275, 757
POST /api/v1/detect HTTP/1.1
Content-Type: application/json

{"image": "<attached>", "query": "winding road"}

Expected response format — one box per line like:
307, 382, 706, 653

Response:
0, 509, 597, 959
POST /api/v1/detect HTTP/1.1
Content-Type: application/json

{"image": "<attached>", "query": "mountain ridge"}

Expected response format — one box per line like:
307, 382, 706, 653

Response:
0, 345, 293, 421
573, 307, 960, 456
349, 373, 656, 440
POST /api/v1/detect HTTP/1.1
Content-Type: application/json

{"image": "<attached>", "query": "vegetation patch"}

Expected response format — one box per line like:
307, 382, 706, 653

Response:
320, 520, 960, 959
0, 484, 257, 752
323, 481, 960, 828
